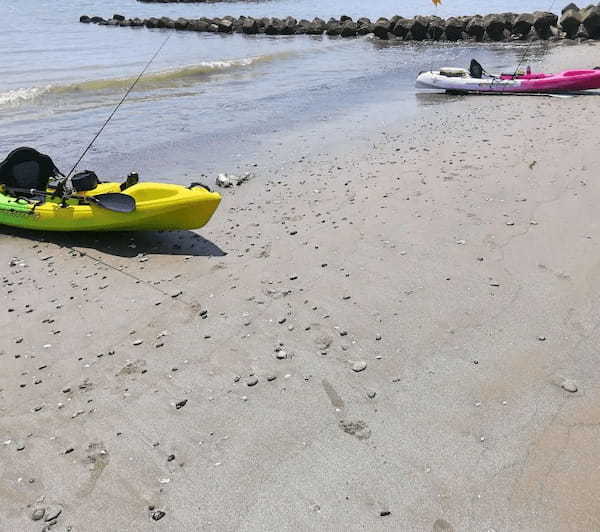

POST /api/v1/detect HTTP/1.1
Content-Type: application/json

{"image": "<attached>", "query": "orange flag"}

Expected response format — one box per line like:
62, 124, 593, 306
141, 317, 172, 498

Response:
432, 0, 442, 5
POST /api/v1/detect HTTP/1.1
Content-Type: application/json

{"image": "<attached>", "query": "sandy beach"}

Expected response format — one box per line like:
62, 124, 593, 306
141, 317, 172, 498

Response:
2, 41, 600, 531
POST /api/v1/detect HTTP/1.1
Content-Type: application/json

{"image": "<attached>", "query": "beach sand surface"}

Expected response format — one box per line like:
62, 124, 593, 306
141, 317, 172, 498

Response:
2, 42, 600, 531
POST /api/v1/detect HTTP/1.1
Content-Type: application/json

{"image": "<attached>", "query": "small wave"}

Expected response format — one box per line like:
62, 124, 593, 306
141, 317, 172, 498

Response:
53, 55, 272, 93
0, 54, 284, 107
0, 87, 48, 105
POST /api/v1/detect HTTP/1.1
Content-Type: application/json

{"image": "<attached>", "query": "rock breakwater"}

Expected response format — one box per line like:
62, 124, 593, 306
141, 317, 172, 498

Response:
80, 4, 600, 43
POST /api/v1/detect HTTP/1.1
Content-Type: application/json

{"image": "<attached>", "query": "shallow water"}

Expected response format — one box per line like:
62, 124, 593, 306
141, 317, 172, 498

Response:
0, 0, 557, 180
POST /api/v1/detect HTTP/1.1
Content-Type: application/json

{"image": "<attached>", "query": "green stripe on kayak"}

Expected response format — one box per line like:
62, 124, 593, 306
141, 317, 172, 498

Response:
0, 191, 35, 215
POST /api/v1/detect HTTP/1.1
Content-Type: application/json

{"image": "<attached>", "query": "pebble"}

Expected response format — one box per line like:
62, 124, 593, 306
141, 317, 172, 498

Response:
267, 375, 277, 382
216, 174, 232, 187
15, 440, 25, 451
538, 335, 546, 341
132, 339, 143, 346
367, 391, 377, 399
561, 379, 578, 393
175, 399, 188, 409
151, 510, 166, 521
246, 376, 259, 387
352, 361, 367, 372
31, 508, 45, 521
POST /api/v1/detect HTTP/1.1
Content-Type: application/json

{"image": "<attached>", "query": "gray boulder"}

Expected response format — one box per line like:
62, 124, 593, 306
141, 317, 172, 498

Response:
500, 12, 517, 30
428, 17, 445, 40
445, 17, 465, 40
281, 16, 297, 35
174, 18, 189, 29
533, 11, 559, 38
340, 21, 358, 37
326, 19, 342, 36
466, 16, 485, 40
373, 18, 392, 39
410, 16, 430, 40
582, 5, 600, 37
242, 18, 259, 34
189, 19, 209, 31
392, 17, 410, 38
265, 18, 282, 35
157, 17, 175, 29
306, 17, 326, 34
357, 21, 374, 35
513, 13, 534, 35
561, 7, 582, 36
483, 13, 506, 40
562, 3, 579, 13
217, 18, 234, 33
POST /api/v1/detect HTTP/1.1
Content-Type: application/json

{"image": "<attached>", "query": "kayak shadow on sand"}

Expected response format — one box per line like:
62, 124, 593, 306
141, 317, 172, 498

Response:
416, 90, 600, 105
0, 226, 227, 258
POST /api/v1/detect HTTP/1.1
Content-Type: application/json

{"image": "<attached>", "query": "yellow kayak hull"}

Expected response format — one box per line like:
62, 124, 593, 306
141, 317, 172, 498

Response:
0, 182, 221, 232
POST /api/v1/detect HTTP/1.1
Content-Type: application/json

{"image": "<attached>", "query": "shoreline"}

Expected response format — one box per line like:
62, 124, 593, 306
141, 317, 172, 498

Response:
2, 40, 600, 531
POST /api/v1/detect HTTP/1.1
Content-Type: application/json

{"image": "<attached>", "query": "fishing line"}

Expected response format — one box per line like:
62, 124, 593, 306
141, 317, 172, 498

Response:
66, 34, 171, 178
512, 0, 558, 77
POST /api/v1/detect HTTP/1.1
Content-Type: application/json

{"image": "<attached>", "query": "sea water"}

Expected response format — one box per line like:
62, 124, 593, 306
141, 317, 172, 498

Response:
0, 0, 557, 180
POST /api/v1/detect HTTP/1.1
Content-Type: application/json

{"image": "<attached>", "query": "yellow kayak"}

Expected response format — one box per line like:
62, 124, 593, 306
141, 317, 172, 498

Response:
0, 181, 221, 232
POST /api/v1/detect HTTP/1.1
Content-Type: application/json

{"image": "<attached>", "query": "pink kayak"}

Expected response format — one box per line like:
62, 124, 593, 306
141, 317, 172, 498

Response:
499, 69, 600, 91
416, 68, 600, 93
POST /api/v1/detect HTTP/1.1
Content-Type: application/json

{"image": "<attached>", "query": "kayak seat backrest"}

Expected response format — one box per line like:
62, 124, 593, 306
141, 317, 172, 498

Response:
0, 147, 61, 191
469, 59, 484, 79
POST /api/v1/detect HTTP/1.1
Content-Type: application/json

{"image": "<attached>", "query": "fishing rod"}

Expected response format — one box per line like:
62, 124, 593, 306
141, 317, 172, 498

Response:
512, 0, 557, 77
66, 33, 171, 178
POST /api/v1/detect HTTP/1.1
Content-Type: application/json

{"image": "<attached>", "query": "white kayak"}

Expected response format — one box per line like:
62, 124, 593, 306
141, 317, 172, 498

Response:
416, 68, 522, 93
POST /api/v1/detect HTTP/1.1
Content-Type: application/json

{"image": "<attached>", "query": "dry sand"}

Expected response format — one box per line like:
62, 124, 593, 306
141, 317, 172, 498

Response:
2, 42, 600, 531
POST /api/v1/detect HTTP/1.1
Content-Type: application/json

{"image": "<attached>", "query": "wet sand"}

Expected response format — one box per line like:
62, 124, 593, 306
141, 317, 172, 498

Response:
2, 41, 600, 531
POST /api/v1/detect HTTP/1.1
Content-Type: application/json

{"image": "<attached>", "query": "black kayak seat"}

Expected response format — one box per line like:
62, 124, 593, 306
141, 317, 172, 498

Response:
469, 59, 484, 79
0, 147, 62, 192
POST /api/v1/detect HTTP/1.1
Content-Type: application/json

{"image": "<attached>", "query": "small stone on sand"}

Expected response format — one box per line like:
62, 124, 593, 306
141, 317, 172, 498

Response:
352, 361, 367, 372
561, 379, 578, 393
31, 508, 45, 521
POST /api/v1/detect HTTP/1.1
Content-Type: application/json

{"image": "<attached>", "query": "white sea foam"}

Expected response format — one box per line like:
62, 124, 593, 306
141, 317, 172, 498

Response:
0, 87, 47, 106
